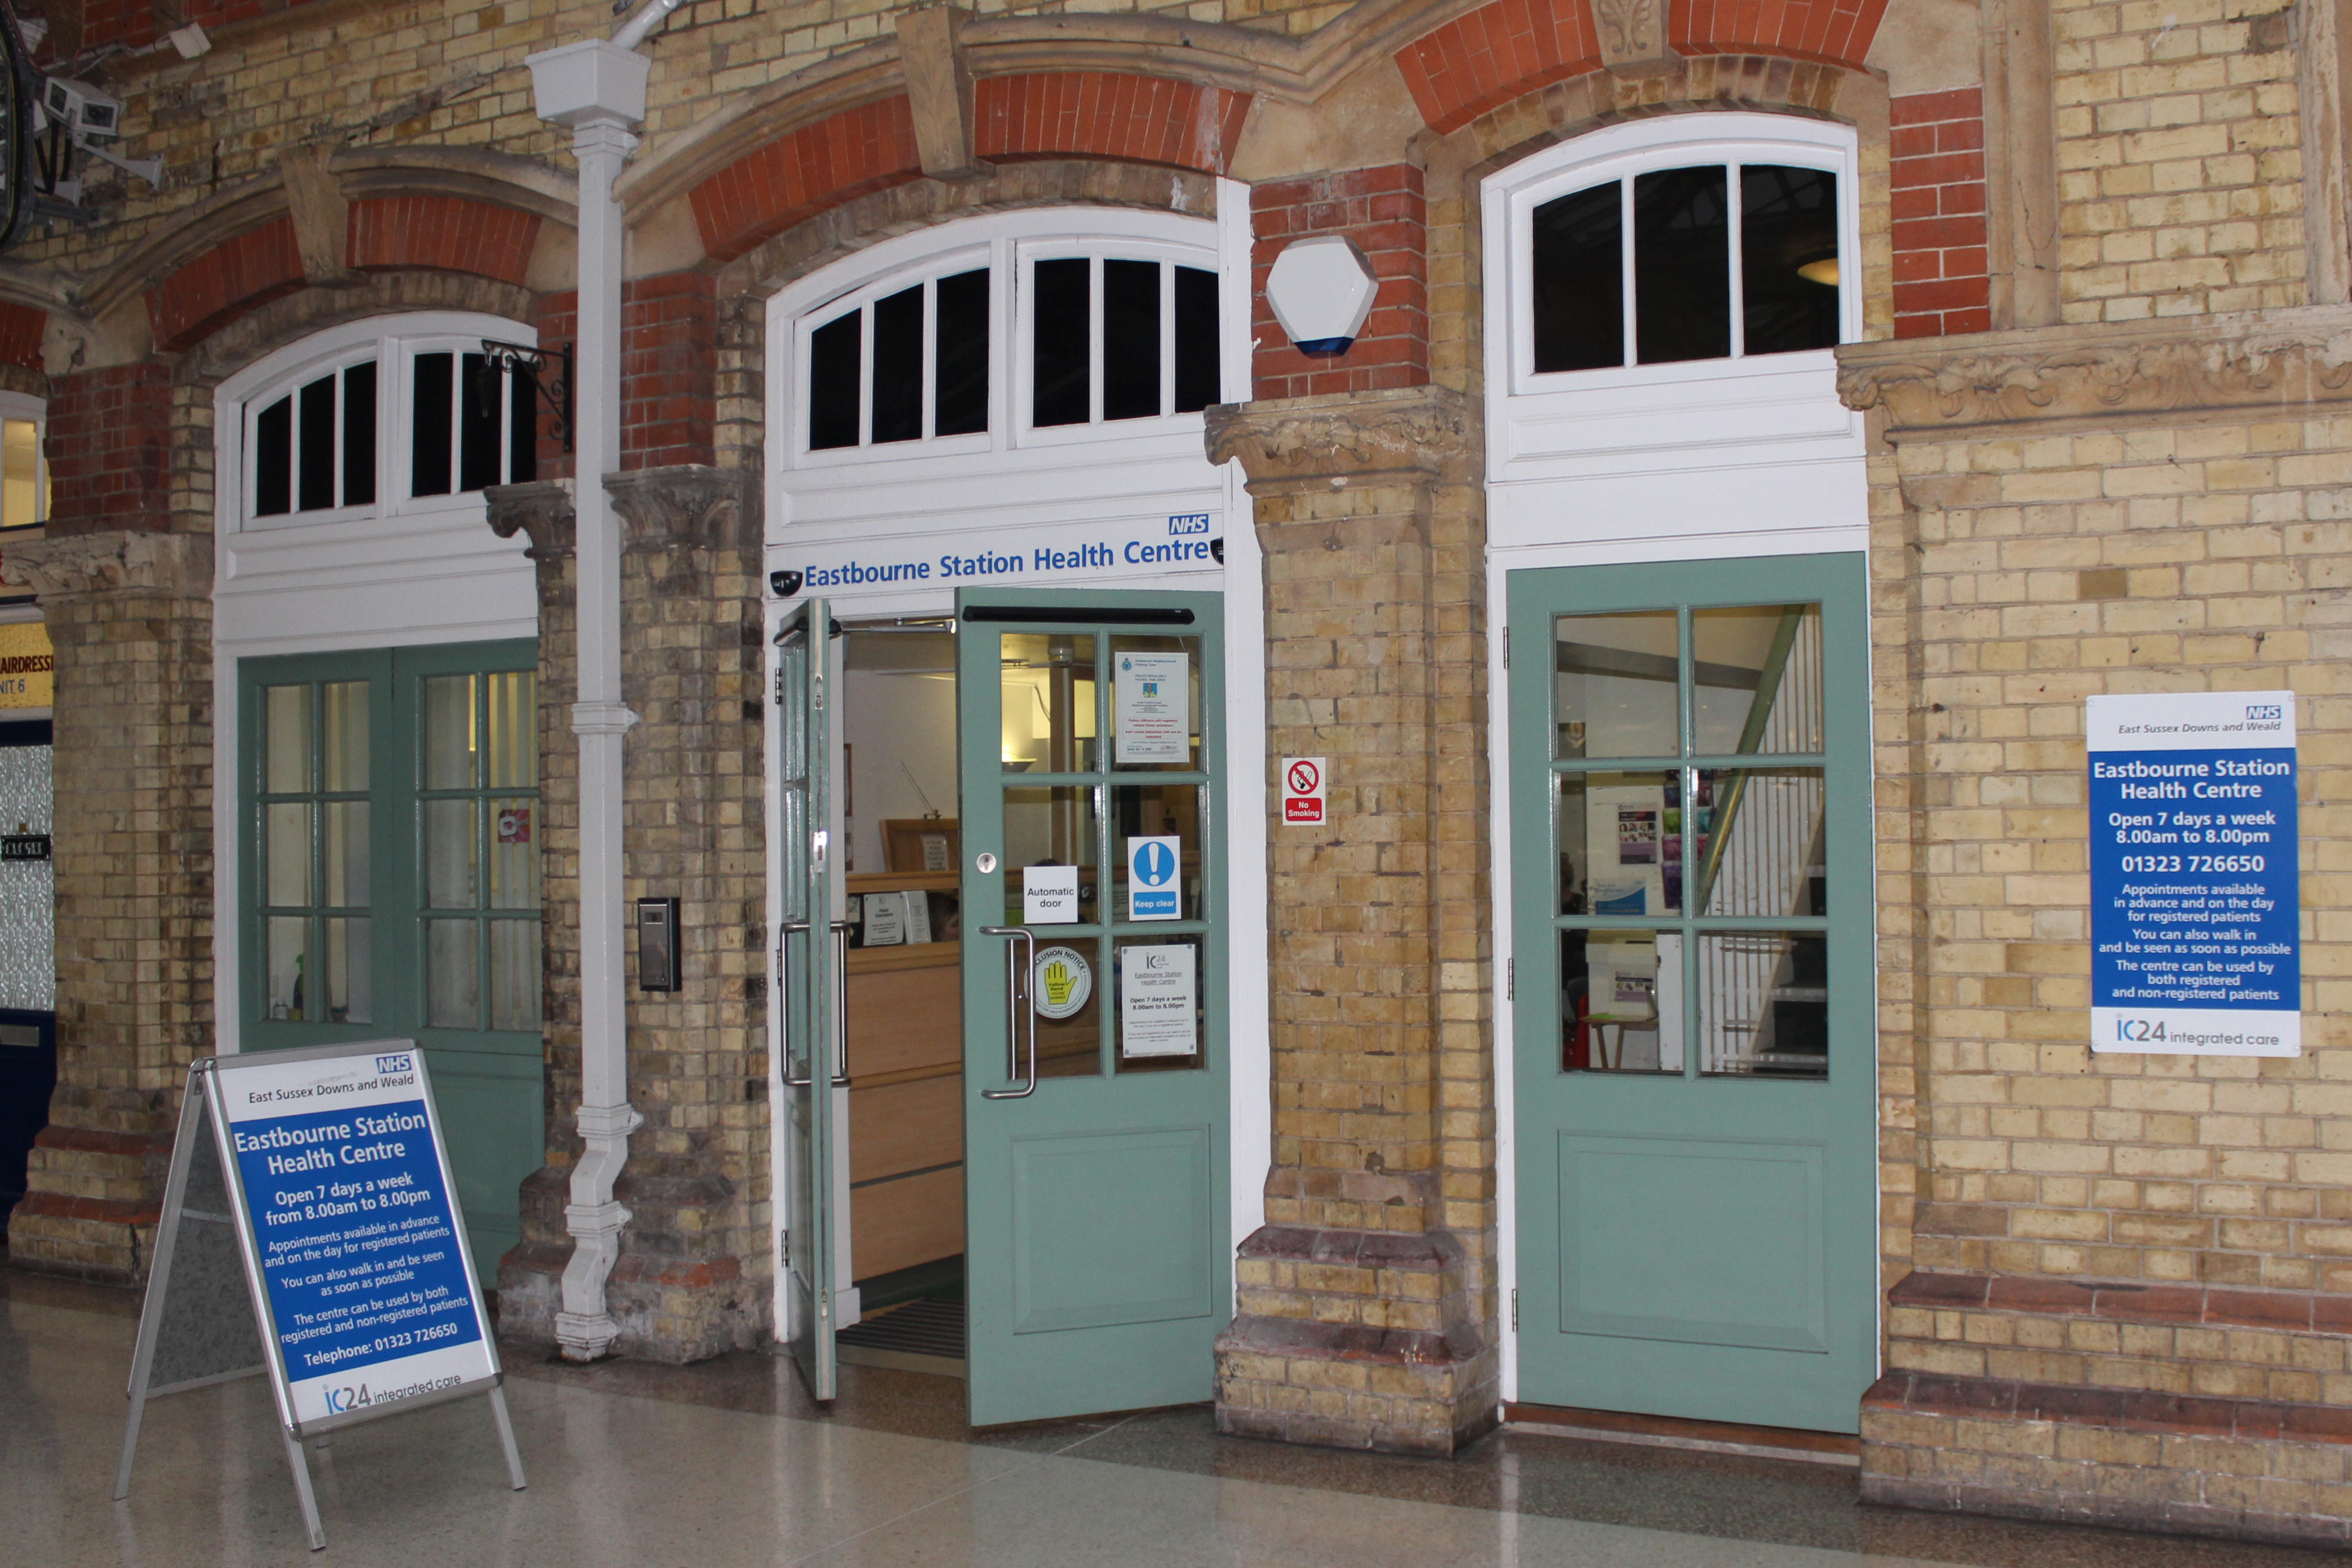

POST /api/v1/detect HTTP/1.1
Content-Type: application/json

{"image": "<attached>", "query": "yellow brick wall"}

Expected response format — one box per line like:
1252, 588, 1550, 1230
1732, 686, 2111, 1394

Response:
2052, 0, 2305, 323
1876, 411, 2351, 1296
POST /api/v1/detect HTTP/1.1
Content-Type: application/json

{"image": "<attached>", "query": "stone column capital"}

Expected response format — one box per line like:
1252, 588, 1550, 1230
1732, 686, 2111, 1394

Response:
486, 479, 579, 560
604, 465, 752, 552
1205, 385, 1473, 494
0, 530, 212, 601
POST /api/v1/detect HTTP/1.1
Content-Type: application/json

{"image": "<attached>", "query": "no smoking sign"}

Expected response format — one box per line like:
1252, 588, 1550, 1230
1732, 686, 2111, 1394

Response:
1282, 756, 1326, 825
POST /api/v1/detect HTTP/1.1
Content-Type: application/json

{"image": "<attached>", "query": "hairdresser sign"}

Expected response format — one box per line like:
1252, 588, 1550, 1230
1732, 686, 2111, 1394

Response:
212, 1044, 497, 1425
2089, 691, 2299, 1057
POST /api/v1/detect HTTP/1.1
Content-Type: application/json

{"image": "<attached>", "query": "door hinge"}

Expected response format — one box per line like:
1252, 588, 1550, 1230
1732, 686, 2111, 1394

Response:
773, 665, 784, 705
1511, 1288, 1518, 1333
1502, 639, 1509, 669
1507, 958, 1513, 1001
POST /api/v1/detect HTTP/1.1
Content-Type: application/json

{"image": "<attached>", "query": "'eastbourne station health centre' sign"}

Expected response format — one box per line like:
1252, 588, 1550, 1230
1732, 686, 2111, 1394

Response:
2089, 691, 2299, 1056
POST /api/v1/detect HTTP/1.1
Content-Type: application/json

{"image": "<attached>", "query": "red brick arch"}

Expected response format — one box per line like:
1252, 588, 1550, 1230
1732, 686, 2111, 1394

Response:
1395, 0, 1889, 133
685, 73, 1253, 265
145, 196, 548, 355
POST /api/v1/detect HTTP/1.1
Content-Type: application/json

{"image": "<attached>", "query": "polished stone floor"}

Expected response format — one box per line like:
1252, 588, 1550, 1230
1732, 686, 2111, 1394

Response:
6, 1263, 2346, 1567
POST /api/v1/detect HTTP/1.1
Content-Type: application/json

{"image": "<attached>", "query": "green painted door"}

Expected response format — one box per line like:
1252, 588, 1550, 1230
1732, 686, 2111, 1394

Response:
956, 588, 1230, 1427
242, 640, 544, 1280
775, 597, 841, 1400
1507, 553, 1875, 1433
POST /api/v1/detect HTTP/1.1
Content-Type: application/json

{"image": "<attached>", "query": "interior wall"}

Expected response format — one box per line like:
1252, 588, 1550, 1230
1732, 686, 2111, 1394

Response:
841, 664, 958, 876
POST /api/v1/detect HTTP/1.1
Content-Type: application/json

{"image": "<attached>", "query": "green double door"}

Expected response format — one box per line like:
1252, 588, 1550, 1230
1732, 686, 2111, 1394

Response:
1508, 553, 1875, 1433
775, 588, 1231, 1423
241, 641, 545, 1280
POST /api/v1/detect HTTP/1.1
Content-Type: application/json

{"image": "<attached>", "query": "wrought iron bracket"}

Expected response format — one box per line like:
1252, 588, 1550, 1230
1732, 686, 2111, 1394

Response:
479, 338, 575, 454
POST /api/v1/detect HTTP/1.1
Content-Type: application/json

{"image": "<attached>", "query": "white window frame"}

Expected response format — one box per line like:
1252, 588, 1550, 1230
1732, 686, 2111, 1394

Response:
0, 388, 46, 533
220, 312, 540, 535
1488, 113, 1862, 401
775, 209, 1230, 473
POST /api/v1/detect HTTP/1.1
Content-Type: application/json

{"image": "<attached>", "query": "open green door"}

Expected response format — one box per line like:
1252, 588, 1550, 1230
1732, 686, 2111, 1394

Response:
776, 597, 843, 1400
1508, 553, 1875, 1433
956, 588, 1230, 1426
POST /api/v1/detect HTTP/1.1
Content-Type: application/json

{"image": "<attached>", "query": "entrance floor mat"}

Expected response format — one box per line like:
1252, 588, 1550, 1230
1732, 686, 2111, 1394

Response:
837, 1296, 965, 1377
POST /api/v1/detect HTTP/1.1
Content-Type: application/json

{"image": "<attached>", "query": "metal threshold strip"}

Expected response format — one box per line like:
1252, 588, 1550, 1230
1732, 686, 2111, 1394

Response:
1502, 1402, 1861, 1467
835, 1298, 967, 1379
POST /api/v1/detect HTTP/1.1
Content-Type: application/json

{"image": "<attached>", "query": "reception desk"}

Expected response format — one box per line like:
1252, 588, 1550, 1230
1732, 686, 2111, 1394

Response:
844, 871, 962, 1280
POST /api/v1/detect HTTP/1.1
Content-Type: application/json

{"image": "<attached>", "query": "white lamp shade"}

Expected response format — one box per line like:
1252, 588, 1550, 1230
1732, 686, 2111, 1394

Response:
1265, 235, 1380, 356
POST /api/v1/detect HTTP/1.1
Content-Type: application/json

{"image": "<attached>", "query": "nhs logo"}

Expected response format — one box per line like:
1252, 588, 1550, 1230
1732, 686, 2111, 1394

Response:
2246, 704, 2282, 721
1168, 514, 1209, 536
374, 1053, 413, 1075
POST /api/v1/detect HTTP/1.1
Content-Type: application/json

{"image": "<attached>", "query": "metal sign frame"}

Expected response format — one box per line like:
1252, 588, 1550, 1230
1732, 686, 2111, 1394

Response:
115, 1041, 525, 1550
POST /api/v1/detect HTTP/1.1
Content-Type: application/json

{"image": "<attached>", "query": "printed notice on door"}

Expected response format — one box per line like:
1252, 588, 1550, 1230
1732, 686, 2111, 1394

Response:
215, 1047, 495, 1424
1120, 943, 1197, 1057
1115, 652, 1190, 764
2089, 691, 2299, 1057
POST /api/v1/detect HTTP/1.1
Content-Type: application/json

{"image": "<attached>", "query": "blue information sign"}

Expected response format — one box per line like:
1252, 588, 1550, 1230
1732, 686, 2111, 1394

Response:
2089, 691, 2299, 1056
209, 1044, 501, 1425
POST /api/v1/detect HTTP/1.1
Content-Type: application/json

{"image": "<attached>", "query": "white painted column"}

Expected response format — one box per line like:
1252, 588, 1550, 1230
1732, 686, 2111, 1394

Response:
524, 2, 676, 1360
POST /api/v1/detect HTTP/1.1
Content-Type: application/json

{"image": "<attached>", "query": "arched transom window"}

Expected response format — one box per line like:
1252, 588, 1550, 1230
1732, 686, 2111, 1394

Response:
1492, 115, 1860, 395
779, 211, 1226, 467
231, 314, 541, 530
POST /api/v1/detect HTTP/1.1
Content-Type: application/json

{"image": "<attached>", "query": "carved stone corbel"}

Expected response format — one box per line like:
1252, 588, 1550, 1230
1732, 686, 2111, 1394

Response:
898, 6, 990, 183
1837, 306, 2352, 435
279, 145, 363, 289
0, 530, 213, 599
604, 465, 751, 552
1205, 385, 1472, 492
484, 478, 578, 560
1594, 0, 1680, 78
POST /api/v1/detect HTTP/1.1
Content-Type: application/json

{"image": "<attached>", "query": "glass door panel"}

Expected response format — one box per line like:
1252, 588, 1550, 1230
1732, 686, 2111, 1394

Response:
958, 591, 1228, 1426
1509, 555, 1873, 1433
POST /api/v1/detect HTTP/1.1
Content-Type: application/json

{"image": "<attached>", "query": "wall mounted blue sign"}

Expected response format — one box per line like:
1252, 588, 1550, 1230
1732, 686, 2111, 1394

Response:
2089, 691, 2298, 1056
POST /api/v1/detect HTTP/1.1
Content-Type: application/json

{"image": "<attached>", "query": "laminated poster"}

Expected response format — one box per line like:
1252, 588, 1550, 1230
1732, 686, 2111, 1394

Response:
2089, 690, 2299, 1056
1120, 944, 1197, 1057
1115, 653, 1190, 764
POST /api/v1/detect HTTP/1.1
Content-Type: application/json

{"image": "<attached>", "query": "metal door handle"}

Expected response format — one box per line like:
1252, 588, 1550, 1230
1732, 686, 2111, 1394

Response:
978, 926, 1037, 1099
779, 919, 852, 1087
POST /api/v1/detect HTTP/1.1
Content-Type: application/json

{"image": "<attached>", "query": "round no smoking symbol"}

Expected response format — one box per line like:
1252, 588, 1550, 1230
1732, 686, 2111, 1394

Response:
1287, 759, 1320, 796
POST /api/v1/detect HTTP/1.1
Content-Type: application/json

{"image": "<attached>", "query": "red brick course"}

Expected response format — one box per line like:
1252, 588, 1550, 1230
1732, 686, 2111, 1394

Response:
0, 301, 43, 370
146, 216, 305, 353
1890, 1269, 2352, 1334
348, 195, 542, 286
621, 272, 716, 471
1889, 88, 1989, 338
44, 363, 172, 533
688, 97, 925, 265
1395, 0, 1886, 133
687, 75, 1252, 265
972, 72, 1251, 174
1251, 165, 1428, 399
81, 0, 320, 49
1868, 1369, 2352, 1446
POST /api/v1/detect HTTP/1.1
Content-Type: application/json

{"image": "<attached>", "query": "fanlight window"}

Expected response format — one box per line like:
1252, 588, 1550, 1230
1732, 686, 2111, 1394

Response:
800, 246, 1220, 455
245, 334, 538, 523
0, 394, 47, 530
1531, 163, 1841, 373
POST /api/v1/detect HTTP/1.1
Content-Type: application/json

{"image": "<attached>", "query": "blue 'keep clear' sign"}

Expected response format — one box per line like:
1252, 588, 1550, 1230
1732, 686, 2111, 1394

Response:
1127, 835, 1182, 921
2089, 690, 2299, 1057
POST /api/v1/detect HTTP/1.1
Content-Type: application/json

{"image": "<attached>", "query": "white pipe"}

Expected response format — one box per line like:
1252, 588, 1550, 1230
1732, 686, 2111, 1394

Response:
524, 2, 678, 1362
611, 0, 685, 53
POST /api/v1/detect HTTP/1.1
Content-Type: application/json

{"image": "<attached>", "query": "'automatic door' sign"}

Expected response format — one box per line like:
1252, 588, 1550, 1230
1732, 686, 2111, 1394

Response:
2089, 691, 2299, 1057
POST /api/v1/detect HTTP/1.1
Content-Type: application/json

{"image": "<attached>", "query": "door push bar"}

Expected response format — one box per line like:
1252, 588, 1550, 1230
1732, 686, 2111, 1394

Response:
978, 926, 1038, 1099
779, 919, 851, 1088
